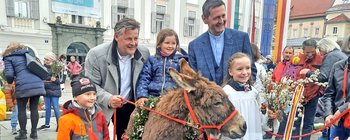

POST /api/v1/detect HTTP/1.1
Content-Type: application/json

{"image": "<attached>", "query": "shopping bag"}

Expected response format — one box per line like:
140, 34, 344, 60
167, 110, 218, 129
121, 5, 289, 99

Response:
25, 53, 49, 80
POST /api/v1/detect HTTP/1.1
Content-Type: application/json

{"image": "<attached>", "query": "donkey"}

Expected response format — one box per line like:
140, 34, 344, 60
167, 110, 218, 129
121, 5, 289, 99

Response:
126, 59, 247, 140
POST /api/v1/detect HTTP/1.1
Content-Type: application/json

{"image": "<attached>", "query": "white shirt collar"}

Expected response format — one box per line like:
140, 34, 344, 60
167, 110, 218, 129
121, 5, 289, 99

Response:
208, 30, 225, 40
117, 49, 134, 61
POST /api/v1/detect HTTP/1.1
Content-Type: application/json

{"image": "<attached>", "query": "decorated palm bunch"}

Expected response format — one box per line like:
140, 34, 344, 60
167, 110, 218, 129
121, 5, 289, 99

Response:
129, 97, 159, 140
261, 56, 328, 128
51, 61, 63, 77
262, 71, 294, 117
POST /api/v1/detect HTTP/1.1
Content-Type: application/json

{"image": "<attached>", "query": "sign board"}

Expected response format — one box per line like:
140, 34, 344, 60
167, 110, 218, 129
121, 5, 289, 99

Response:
52, 0, 101, 18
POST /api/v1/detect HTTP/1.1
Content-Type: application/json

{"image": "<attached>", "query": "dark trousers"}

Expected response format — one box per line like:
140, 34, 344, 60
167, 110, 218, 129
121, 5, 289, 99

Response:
330, 121, 350, 139
111, 103, 135, 140
17, 96, 40, 131
60, 75, 66, 84
70, 75, 79, 80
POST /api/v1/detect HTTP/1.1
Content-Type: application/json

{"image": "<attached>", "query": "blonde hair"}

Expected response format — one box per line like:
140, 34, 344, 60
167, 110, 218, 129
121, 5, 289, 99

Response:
222, 52, 253, 86
317, 38, 340, 54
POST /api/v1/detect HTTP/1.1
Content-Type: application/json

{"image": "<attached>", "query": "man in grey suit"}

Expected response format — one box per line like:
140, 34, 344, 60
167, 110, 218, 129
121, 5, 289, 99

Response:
188, 0, 256, 85
84, 18, 150, 140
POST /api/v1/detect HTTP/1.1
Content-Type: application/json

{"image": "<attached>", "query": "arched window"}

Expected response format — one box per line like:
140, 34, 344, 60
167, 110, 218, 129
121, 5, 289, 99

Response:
66, 42, 89, 65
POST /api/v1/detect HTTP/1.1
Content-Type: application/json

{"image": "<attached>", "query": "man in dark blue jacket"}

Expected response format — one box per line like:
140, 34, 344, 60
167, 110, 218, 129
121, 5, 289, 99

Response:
188, 0, 256, 85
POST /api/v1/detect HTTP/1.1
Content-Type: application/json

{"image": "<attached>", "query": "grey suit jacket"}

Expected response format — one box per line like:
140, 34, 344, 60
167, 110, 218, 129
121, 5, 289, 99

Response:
85, 41, 150, 121
188, 28, 257, 85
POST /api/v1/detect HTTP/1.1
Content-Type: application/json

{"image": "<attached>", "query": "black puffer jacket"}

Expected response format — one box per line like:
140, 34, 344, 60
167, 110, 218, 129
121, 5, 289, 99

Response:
323, 58, 350, 117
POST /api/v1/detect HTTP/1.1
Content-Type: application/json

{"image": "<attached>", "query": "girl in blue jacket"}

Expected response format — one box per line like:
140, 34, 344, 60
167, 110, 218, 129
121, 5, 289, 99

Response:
136, 28, 187, 104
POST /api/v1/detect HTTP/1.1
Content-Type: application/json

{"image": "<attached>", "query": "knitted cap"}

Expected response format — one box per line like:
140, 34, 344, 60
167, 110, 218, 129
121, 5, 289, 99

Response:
71, 76, 96, 97
44, 52, 57, 61
266, 55, 273, 61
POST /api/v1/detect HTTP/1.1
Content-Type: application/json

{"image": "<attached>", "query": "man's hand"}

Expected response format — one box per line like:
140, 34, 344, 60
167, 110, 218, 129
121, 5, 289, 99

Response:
299, 68, 310, 75
325, 115, 333, 125
325, 110, 341, 126
109, 95, 123, 108
136, 98, 148, 106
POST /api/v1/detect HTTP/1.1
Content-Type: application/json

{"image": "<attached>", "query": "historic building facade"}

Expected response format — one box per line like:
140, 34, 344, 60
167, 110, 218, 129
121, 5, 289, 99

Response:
0, 0, 266, 60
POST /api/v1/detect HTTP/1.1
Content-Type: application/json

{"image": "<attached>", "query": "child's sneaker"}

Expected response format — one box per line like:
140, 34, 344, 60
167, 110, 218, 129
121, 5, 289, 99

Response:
12, 128, 17, 135
37, 125, 50, 130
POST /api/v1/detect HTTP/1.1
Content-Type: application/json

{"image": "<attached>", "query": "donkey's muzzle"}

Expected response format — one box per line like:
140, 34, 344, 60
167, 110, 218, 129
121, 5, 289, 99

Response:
229, 122, 247, 139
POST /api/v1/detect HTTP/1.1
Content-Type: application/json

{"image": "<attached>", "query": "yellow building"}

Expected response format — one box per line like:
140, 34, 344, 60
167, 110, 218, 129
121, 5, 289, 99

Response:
325, 3, 350, 41
287, 0, 334, 47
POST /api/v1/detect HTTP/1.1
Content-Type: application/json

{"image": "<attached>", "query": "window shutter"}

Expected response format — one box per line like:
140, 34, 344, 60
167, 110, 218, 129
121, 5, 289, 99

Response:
195, 19, 200, 36
183, 17, 188, 37
165, 14, 170, 28
151, 12, 156, 33
127, 8, 134, 18
30, 0, 39, 19
6, 0, 15, 17
111, 5, 118, 27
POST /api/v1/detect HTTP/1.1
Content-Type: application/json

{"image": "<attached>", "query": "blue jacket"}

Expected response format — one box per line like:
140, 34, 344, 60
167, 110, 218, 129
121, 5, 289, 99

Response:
44, 65, 62, 97
188, 28, 257, 85
136, 48, 187, 99
3, 46, 45, 98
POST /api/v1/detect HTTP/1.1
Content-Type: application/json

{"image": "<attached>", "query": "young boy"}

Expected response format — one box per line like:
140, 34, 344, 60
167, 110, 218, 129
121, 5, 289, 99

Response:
57, 76, 110, 140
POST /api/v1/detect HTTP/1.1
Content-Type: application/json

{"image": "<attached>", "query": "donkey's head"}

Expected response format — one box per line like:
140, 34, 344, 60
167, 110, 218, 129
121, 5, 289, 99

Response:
169, 59, 246, 139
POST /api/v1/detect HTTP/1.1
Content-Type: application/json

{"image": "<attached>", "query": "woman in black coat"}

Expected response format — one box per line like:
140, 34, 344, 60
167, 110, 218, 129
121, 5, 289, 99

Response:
3, 42, 45, 139
38, 52, 61, 131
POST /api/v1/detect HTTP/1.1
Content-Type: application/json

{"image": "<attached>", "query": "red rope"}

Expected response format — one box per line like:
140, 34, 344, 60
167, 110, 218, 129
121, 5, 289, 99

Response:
199, 109, 238, 134
342, 64, 348, 99
266, 107, 350, 138
113, 107, 117, 140
120, 98, 187, 125
183, 89, 199, 126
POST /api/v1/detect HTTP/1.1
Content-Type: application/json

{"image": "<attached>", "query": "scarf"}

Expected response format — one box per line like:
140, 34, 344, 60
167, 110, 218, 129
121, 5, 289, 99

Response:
227, 80, 251, 92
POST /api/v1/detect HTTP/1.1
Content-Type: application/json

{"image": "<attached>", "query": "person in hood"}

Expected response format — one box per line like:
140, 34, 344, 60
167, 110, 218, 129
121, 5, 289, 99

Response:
2, 42, 45, 140
136, 28, 187, 104
57, 76, 109, 140
263, 55, 276, 72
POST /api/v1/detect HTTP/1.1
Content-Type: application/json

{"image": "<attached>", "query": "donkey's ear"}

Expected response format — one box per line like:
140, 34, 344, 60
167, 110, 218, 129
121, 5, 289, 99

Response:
180, 58, 197, 76
169, 67, 196, 91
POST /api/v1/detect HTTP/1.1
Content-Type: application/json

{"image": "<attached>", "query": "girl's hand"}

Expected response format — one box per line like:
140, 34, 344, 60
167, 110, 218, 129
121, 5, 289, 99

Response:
51, 77, 56, 81
268, 110, 278, 119
136, 98, 148, 106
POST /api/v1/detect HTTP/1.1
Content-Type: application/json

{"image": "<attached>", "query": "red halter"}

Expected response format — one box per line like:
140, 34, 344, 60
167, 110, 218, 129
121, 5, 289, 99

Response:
183, 89, 238, 134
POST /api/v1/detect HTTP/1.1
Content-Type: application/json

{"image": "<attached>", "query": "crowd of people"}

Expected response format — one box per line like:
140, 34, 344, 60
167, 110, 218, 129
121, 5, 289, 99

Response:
2, 0, 350, 140
2, 42, 83, 139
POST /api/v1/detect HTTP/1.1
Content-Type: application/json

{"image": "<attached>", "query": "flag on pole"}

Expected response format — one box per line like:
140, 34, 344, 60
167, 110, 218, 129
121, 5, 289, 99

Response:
283, 84, 304, 140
